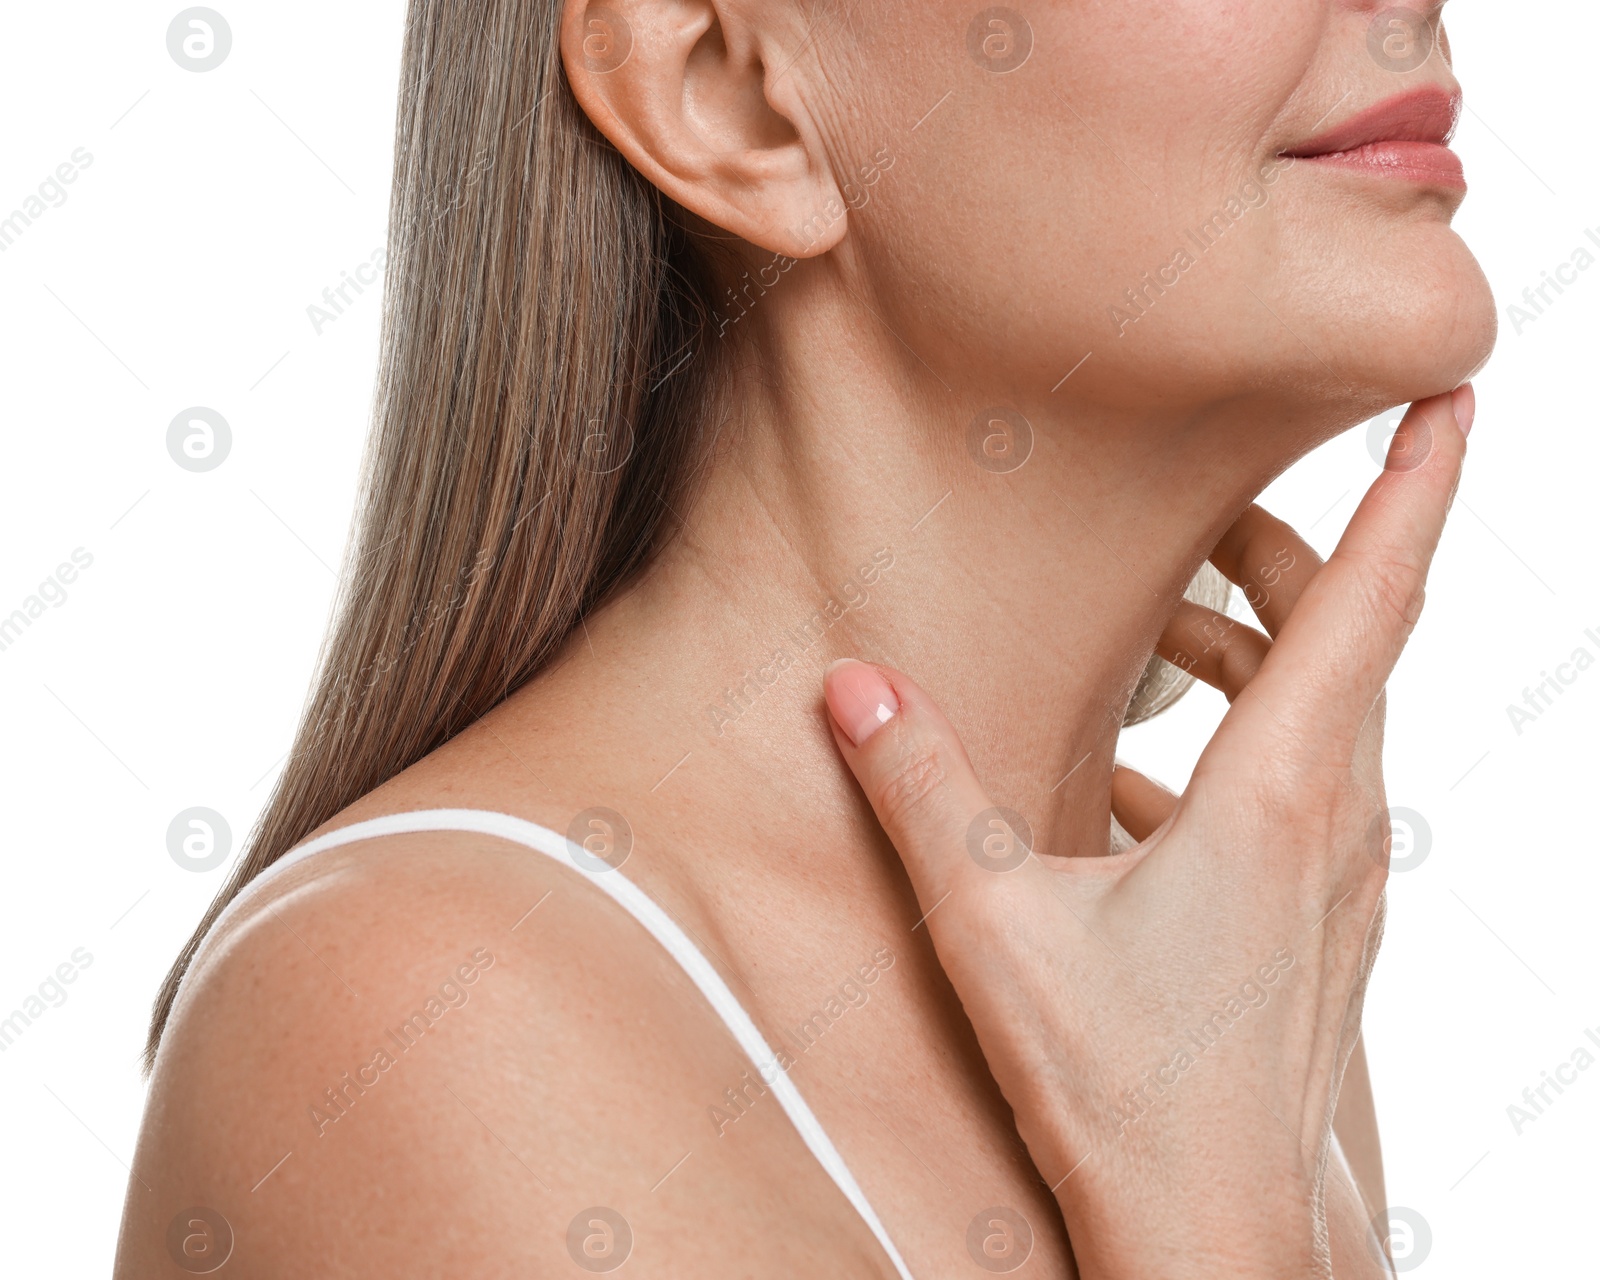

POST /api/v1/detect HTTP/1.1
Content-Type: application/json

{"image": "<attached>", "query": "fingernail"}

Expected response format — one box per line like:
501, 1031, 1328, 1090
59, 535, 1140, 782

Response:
1452, 382, 1475, 439
824, 659, 899, 746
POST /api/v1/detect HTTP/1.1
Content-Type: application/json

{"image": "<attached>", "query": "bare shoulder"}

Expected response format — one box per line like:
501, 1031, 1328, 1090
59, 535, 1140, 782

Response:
115, 830, 889, 1278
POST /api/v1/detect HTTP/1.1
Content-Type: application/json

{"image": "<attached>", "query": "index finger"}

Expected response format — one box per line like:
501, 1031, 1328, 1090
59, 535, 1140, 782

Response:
1230, 388, 1471, 764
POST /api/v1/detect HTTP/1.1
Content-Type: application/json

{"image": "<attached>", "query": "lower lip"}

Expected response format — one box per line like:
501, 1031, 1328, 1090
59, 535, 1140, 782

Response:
1291, 141, 1465, 190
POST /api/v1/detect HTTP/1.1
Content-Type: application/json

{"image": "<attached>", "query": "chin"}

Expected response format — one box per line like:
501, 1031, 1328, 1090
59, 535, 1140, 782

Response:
1356, 239, 1499, 410
1256, 223, 1499, 423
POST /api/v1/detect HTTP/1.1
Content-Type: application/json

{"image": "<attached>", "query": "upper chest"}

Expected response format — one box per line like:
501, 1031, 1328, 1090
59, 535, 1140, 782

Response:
354, 732, 1078, 1275
647, 857, 1079, 1280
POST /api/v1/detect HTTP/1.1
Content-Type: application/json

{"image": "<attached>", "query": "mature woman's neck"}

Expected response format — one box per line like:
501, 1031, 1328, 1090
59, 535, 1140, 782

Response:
520, 277, 1321, 879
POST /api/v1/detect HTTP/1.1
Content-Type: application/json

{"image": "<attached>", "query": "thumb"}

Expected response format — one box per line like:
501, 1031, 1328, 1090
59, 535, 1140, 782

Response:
823, 659, 1016, 911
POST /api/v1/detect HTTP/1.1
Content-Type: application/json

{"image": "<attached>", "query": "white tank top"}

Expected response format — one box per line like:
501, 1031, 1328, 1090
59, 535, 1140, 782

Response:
217, 807, 916, 1280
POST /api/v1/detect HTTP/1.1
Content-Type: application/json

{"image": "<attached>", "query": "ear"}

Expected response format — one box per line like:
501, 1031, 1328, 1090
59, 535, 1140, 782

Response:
560, 0, 848, 258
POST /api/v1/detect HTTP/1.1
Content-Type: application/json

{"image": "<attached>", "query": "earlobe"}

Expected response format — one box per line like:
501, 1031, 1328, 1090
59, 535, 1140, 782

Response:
559, 0, 847, 258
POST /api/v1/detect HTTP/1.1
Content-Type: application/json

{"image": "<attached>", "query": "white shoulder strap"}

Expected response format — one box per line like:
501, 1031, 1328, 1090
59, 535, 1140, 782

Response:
265, 808, 916, 1280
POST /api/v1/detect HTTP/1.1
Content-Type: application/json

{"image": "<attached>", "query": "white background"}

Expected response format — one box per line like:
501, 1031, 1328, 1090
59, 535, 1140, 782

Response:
1, 2, 1593, 1274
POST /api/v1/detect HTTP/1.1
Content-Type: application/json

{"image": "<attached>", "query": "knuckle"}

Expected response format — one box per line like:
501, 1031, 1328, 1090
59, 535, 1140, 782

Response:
1218, 628, 1266, 689
1360, 551, 1428, 632
953, 877, 1026, 944
874, 745, 949, 831
1237, 511, 1312, 584
1242, 517, 1289, 569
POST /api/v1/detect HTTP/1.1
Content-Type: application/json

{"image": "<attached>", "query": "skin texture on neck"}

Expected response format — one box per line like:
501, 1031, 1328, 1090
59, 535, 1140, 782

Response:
474, 254, 1335, 895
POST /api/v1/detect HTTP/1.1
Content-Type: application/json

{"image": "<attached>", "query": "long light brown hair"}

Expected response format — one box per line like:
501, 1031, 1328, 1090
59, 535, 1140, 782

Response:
144, 0, 1222, 1070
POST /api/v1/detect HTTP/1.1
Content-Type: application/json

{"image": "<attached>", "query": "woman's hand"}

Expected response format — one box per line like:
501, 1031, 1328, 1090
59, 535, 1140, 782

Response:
822, 389, 1472, 1279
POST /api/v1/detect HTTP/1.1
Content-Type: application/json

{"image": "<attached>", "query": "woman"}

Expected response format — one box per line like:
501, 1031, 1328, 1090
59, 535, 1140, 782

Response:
115, 0, 1493, 1274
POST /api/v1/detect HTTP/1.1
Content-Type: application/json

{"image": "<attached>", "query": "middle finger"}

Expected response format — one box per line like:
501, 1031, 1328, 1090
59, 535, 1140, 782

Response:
1209, 503, 1324, 638
1156, 600, 1271, 701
